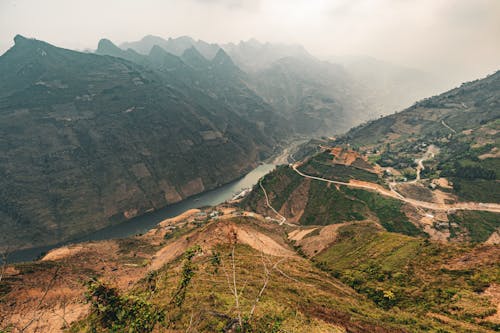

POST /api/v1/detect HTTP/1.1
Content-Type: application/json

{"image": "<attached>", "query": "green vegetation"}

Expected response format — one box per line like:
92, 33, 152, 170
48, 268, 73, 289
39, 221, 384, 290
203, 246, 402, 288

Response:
452, 178, 500, 202
245, 163, 424, 236
172, 245, 201, 307
301, 182, 367, 225
344, 188, 425, 236
315, 223, 499, 329
80, 279, 164, 333
242, 165, 303, 212
449, 211, 500, 242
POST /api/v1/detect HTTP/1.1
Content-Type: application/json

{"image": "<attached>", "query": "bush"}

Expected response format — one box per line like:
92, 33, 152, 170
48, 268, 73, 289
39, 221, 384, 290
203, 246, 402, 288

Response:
85, 279, 164, 332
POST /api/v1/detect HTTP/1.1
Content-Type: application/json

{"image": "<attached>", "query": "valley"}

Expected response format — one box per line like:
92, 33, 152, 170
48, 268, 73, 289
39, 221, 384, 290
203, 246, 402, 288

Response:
0, 31, 499, 333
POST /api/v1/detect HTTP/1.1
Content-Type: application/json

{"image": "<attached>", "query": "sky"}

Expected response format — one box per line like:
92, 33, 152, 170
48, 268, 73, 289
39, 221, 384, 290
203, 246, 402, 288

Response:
1, 0, 499, 84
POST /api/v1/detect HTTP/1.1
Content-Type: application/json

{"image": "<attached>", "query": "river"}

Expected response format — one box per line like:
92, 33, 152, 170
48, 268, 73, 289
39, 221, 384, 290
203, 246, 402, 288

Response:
7, 163, 276, 263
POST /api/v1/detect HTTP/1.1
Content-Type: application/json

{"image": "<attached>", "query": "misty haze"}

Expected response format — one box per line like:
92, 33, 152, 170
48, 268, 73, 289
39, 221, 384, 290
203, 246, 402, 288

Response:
1, 1, 499, 332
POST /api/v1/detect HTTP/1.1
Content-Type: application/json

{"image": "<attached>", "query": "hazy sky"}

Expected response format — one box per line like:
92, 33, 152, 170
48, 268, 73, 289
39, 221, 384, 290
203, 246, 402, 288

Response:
1, 0, 499, 83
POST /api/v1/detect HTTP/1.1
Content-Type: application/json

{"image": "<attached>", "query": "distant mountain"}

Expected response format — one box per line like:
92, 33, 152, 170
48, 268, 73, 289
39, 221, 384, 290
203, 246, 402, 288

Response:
248, 56, 373, 135
120, 35, 220, 59
329, 55, 449, 114
0, 35, 286, 251
221, 38, 313, 72
115, 36, 456, 136
98, 39, 288, 141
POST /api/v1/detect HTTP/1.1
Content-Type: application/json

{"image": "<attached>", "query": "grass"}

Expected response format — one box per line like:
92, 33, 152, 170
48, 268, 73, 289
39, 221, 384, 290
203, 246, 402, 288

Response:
300, 182, 368, 225
449, 211, 500, 242
70, 239, 463, 332
299, 152, 380, 183
343, 188, 425, 237
452, 178, 500, 202
315, 223, 499, 329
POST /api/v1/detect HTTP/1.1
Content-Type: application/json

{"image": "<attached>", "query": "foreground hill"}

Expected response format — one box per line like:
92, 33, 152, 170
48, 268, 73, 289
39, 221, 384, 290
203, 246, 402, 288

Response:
1, 206, 498, 332
0, 35, 285, 251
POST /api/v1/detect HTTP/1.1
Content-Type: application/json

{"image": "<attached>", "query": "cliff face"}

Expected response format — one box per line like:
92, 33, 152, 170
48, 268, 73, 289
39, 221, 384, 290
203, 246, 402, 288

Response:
0, 36, 280, 250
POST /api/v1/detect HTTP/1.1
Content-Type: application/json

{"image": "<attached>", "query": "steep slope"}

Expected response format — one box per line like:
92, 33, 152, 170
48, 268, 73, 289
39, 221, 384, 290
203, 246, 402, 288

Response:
244, 71, 500, 242
3, 212, 492, 332
344, 71, 500, 146
97, 39, 289, 142
0, 35, 281, 251
250, 56, 373, 135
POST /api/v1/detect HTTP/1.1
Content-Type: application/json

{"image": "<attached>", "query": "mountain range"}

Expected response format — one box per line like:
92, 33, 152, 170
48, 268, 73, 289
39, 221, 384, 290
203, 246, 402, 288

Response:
0, 33, 451, 252
0, 35, 285, 251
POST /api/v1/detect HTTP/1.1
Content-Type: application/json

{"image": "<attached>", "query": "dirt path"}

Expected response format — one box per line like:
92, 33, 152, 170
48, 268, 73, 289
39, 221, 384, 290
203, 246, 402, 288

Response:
415, 144, 439, 181
292, 165, 500, 213
259, 179, 289, 225
441, 120, 457, 134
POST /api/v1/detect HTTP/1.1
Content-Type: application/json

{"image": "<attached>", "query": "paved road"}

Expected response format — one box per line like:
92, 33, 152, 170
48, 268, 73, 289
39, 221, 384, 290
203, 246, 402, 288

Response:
292, 164, 500, 213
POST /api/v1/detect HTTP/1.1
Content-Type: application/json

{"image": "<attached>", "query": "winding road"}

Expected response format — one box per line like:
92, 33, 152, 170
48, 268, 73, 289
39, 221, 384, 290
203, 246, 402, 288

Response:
292, 164, 500, 213
259, 179, 291, 225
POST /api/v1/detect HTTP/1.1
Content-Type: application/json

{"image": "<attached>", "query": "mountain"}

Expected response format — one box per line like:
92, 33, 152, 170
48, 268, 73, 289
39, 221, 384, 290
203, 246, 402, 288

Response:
98, 38, 290, 141
341, 70, 500, 205
329, 55, 450, 115
120, 34, 220, 59
118, 36, 388, 135
0, 35, 286, 251
248, 56, 374, 135
221, 38, 313, 72
344, 70, 500, 146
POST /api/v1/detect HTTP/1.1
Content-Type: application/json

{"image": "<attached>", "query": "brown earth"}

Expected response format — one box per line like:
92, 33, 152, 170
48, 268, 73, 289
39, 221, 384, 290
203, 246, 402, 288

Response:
150, 219, 297, 270
278, 178, 311, 224
3, 210, 296, 332
483, 284, 500, 324
443, 245, 500, 270
293, 223, 355, 257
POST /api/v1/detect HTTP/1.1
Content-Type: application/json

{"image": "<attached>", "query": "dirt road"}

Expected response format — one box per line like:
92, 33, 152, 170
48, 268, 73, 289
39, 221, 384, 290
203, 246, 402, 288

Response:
292, 164, 500, 213
259, 179, 292, 225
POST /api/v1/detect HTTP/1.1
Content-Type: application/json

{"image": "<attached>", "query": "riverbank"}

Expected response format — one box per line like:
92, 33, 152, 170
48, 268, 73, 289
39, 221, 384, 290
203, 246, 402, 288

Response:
4, 138, 313, 263
4, 163, 276, 264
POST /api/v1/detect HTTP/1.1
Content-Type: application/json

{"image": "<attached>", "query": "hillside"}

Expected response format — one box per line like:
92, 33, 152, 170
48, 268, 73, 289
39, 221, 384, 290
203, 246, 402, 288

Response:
0, 35, 285, 251
243, 71, 500, 243
343, 70, 500, 146
1, 205, 498, 332
342, 71, 500, 205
